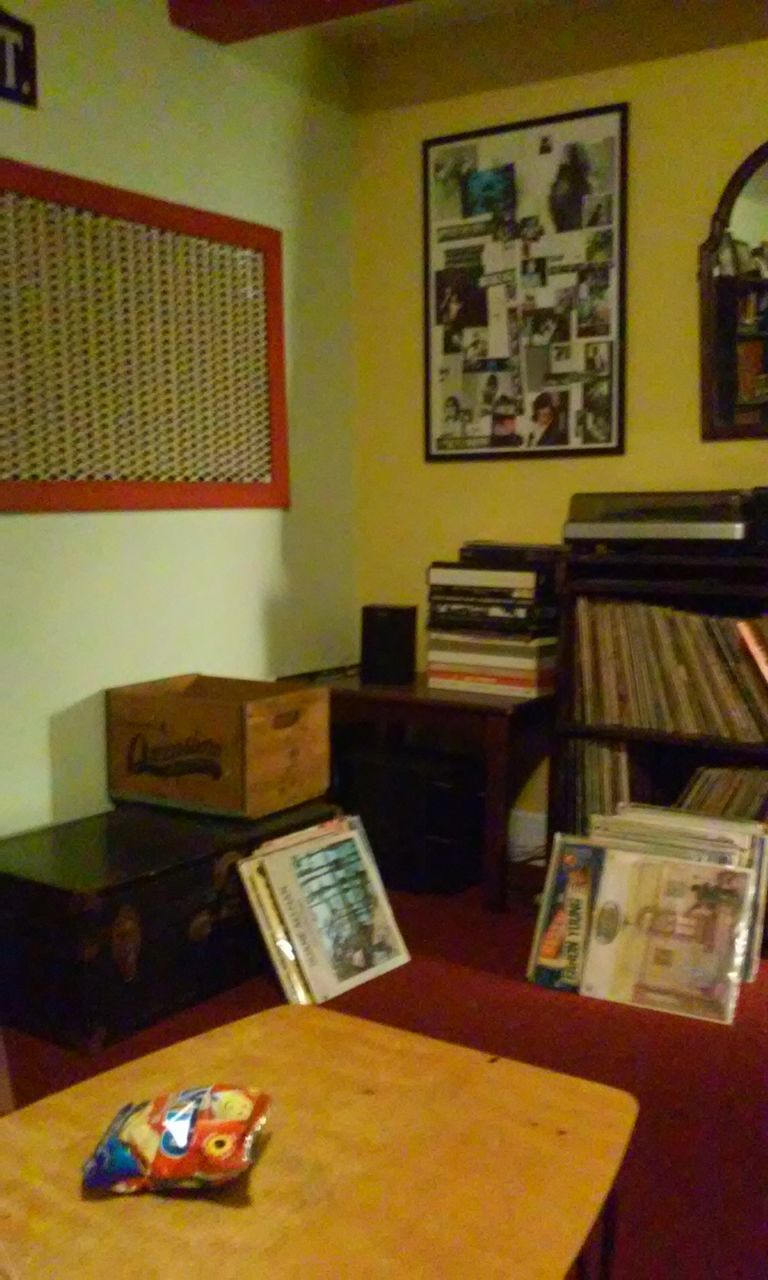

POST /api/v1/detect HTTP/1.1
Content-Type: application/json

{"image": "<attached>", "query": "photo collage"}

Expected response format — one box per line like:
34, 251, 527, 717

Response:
425, 106, 626, 459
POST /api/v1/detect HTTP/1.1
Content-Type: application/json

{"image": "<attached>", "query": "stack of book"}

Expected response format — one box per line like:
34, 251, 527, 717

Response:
527, 803, 767, 1024
426, 542, 561, 699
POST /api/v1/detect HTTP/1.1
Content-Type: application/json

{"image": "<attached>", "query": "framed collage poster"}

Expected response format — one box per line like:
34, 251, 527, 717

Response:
423, 104, 627, 461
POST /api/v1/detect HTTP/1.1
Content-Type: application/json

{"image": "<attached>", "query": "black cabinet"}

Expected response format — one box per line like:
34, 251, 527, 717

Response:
333, 742, 484, 893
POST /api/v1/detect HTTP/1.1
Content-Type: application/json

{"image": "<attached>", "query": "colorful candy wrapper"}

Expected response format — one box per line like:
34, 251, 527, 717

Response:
82, 1084, 271, 1194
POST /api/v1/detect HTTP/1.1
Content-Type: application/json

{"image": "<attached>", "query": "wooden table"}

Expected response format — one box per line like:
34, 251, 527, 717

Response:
329, 676, 554, 910
0, 1006, 637, 1279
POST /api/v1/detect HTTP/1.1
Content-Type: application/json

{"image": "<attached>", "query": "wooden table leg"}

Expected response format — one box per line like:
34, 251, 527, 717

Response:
482, 715, 511, 911
0, 1032, 14, 1115
599, 1183, 619, 1280
572, 1184, 620, 1280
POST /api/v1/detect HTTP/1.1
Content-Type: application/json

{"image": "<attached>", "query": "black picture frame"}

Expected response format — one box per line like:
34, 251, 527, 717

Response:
423, 103, 628, 461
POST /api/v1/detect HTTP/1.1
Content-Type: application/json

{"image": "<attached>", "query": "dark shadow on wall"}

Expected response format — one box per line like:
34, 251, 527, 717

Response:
49, 692, 110, 824
349, 0, 768, 111
251, 65, 359, 680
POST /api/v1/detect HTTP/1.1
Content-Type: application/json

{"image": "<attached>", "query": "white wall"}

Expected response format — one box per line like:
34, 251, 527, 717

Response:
1, 0, 358, 835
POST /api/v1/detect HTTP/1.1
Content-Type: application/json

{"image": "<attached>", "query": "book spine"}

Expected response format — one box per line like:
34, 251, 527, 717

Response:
428, 562, 543, 593
428, 584, 539, 603
428, 660, 557, 676
424, 650, 558, 670
459, 542, 563, 568
427, 627, 558, 649
427, 662, 555, 685
424, 606, 558, 632
427, 672, 554, 694
427, 680, 544, 698
427, 652, 556, 671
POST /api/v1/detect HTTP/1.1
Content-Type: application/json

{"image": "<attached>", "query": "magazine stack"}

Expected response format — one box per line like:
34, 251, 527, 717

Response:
425, 541, 562, 699
527, 802, 768, 1024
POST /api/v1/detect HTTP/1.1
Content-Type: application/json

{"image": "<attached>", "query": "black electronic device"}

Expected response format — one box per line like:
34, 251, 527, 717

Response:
360, 604, 417, 685
459, 541, 564, 568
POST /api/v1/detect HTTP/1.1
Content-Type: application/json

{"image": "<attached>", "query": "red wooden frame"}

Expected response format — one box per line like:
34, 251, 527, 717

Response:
0, 157, 290, 512
168, 0, 413, 43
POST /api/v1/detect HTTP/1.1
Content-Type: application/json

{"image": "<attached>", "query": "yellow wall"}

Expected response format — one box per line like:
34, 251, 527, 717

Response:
353, 37, 768, 624
353, 35, 768, 812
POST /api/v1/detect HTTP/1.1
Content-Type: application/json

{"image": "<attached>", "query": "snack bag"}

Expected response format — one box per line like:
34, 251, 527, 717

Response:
82, 1084, 271, 1194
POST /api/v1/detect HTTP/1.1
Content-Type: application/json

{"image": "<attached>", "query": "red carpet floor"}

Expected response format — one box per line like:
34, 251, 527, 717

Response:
5, 886, 768, 1278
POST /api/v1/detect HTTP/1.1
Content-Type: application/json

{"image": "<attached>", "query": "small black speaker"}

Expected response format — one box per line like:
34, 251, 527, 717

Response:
360, 604, 417, 685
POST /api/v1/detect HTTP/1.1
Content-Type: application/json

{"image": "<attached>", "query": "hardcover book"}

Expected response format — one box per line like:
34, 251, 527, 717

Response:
238, 816, 410, 1003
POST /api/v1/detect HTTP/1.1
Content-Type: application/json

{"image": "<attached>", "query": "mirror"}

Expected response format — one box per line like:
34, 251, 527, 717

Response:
700, 141, 768, 440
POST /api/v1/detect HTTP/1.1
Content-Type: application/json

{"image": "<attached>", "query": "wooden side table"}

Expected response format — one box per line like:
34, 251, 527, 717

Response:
328, 675, 554, 910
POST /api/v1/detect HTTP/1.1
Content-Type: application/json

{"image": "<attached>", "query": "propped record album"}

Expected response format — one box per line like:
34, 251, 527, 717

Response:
580, 851, 754, 1024
238, 816, 409, 1004
590, 803, 767, 981
527, 835, 605, 993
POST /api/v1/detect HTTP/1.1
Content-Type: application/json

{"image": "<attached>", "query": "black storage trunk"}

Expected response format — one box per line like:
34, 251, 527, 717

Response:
0, 799, 337, 1052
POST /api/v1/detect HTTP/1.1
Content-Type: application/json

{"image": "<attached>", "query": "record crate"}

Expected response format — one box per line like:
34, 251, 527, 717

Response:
107, 673, 330, 820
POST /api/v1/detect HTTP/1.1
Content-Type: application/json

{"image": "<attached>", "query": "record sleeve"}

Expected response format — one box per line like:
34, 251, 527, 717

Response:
580, 851, 753, 1023
238, 816, 409, 1003
527, 835, 605, 992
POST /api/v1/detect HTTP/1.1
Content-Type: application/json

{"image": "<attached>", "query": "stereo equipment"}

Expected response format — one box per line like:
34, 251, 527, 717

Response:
564, 488, 768, 551
360, 604, 417, 685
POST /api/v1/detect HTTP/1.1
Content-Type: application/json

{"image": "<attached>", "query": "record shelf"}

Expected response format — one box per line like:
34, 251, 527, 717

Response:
547, 546, 768, 837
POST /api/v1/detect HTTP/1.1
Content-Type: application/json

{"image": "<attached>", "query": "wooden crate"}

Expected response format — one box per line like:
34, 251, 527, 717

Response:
107, 674, 329, 819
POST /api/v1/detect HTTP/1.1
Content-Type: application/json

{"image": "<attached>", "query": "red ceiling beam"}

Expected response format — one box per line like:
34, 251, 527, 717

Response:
168, 0, 415, 44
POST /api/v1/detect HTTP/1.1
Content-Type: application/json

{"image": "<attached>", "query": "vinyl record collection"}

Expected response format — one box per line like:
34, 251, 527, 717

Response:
527, 802, 768, 1025
573, 600, 768, 741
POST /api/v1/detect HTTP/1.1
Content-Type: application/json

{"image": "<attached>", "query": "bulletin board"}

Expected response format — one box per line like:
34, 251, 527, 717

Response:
0, 158, 289, 511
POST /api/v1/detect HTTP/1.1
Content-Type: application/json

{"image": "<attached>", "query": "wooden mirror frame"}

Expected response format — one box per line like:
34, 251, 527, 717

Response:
700, 140, 768, 441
